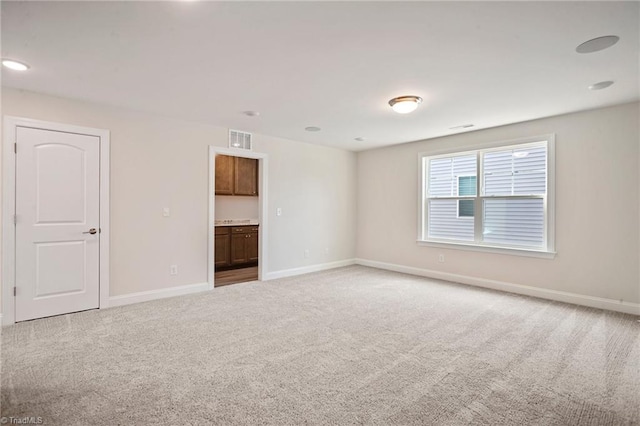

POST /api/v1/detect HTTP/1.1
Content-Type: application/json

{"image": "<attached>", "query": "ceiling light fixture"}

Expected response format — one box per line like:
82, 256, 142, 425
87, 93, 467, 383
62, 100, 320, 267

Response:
243, 111, 260, 117
305, 126, 321, 132
2, 59, 30, 71
388, 95, 422, 114
354, 137, 365, 142
588, 81, 614, 90
576, 35, 620, 54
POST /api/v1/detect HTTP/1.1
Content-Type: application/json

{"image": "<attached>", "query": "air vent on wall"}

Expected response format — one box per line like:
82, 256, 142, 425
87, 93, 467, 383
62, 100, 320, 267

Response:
229, 129, 252, 150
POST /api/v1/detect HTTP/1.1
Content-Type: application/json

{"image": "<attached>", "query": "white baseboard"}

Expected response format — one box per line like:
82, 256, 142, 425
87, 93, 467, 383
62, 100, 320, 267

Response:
264, 259, 356, 281
109, 259, 357, 308
355, 258, 640, 316
108, 282, 209, 308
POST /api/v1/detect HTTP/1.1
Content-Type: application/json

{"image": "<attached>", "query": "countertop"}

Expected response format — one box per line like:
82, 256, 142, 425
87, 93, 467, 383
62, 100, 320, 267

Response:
215, 219, 259, 227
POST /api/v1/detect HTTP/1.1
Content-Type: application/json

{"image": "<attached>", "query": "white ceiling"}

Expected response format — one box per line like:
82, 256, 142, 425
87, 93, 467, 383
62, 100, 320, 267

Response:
2, 1, 638, 151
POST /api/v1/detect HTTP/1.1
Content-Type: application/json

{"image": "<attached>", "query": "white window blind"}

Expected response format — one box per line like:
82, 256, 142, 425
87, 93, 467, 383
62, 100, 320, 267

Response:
420, 136, 554, 255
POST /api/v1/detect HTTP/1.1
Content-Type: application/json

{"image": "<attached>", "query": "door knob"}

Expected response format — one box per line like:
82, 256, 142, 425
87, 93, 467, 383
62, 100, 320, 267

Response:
83, 228, 97, 235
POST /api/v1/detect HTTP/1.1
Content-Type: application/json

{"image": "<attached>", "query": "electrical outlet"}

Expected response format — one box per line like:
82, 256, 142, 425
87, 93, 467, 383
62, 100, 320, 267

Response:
438, 254, 445, 263
304, 249, 310, 258
170, 265, 178, 275
163, 207, 170, 217
276, 207, 282, 216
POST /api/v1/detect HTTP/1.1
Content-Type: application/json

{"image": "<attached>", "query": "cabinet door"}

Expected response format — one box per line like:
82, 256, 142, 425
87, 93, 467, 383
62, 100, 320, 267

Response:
247, 231, 259, 262
214, 232, 231, 267
215, 155, 234, 195
230, 233, 249, 265
234, 157, 258, 196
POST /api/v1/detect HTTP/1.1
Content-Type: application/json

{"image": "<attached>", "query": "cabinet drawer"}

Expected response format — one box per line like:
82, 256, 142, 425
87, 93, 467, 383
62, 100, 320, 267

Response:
231, 226, 259, 234
215, 227, 229, 235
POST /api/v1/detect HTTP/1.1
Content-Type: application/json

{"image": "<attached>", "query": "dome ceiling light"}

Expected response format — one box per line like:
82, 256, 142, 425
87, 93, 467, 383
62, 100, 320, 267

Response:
2, 59, 30, 71
388, 95, 423, 114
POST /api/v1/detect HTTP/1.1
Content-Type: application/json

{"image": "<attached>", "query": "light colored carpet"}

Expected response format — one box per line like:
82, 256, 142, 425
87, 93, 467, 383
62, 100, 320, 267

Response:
2, 265, 639, 425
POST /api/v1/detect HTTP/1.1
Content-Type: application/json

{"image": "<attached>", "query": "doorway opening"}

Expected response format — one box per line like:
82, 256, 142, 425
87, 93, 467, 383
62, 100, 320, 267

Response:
208, 146, 268, 289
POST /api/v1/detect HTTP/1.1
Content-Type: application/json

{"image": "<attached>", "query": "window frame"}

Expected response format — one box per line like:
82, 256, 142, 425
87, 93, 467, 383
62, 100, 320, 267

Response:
418, 134, 556, 258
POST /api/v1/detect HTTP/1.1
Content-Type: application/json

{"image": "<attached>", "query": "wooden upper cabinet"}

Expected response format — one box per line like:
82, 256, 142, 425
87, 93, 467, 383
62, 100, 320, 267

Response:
215, 155, 234, 195
234, 157, 258, 196
215, 154, 258, 196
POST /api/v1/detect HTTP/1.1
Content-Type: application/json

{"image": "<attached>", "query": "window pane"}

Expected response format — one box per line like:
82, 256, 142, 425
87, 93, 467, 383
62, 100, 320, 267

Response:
429, 154, 476, 197
483, 145, 547, 196
483, 150, 513, 196
458, 175, 476, 196
513, 146, 546, 195
458, 199, 474, 217
428, 158, 452, 196
429, 199, 474, 241
483, 198, 544, 247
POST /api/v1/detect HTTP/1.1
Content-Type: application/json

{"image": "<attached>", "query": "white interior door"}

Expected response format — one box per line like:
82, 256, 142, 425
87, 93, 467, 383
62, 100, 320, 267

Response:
15, 126, 101, 322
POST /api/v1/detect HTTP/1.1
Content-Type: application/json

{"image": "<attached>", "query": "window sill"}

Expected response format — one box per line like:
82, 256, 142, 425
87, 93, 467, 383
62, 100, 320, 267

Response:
417, 239, 556, 259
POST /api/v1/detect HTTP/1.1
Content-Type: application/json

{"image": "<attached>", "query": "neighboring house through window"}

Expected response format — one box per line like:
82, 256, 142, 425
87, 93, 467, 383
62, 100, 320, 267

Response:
457, 175, 476, 218
419, 135, 555, 257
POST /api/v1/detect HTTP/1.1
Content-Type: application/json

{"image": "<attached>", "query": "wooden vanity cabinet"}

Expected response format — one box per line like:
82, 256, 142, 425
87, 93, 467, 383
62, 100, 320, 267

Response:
215, 155, 258, 196
215, 225, 259, 269
230, 226, 259, 265
246, 232, 259, 262
214, 227, 231, 267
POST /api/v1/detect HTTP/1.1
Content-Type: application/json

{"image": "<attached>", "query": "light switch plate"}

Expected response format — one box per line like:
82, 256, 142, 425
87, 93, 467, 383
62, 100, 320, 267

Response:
163, 207, 170, 217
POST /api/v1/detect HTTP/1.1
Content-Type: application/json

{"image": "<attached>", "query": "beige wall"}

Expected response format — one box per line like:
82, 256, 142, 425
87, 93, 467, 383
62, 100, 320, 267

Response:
1, 87, 357, 298
2, 87, 638, 310
357, 102, 640, 304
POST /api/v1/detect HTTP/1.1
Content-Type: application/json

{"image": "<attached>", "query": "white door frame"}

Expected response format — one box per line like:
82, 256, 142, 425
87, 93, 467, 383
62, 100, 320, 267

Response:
208, 146, 268, 289
2, 116, 110, 325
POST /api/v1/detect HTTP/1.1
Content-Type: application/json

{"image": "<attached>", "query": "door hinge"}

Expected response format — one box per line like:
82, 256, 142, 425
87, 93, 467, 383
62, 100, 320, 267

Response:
14, 143, 17, 154
13, 287, 16, 296
13, 214, 17, 225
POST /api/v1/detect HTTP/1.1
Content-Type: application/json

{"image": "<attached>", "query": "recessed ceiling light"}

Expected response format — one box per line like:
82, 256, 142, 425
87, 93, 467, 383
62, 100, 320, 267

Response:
449, 124, 474, 130
388, 95, 423, 114
305, 126, 321, 132
576, 35, 620, 54
243, 111, 260, 117
354, 137, 365, 142
588, 81, 614, 90
2, 59, 30, 71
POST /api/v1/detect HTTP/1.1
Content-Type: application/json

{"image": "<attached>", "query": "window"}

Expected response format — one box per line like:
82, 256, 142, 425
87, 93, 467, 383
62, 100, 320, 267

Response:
419, 135, 555, 256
